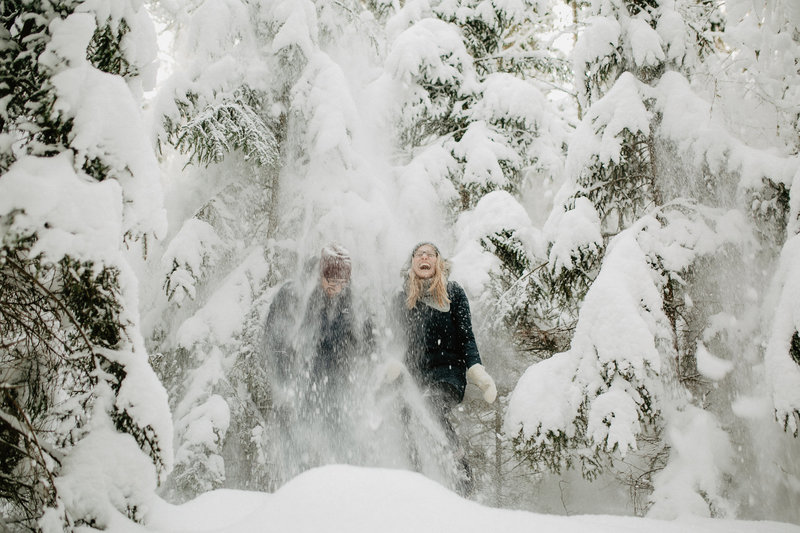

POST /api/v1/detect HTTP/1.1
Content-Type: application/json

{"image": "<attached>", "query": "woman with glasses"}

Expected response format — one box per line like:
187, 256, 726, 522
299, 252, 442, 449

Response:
393, 241, 497, 495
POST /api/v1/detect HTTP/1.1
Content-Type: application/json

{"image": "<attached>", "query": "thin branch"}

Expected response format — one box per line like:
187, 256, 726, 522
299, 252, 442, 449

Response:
5, 394, 60, 501
4, 256, 100, 373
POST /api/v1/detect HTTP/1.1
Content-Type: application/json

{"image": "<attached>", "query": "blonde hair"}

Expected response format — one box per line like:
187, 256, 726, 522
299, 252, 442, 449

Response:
405, 254, 451, 309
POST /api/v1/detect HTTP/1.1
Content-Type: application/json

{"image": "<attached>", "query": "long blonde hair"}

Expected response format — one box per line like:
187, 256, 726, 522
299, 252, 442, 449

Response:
405, 253, 451, 309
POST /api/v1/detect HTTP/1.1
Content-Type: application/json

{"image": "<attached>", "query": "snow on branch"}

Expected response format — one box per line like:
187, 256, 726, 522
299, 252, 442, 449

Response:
506, 227, 667, 465
507, 201, 753, 472
291, 52, 359, 160
162, 219, 224, 306
655, 72, 799, 193
172, 88, 280, 169
764, 234, 800, 435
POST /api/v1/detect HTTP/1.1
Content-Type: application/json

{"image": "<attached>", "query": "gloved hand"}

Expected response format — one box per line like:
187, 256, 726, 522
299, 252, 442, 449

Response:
381, 359, 406, 385
466, 364, 497, 404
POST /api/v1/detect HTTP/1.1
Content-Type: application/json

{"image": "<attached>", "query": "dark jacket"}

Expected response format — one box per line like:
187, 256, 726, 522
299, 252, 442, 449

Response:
396, 281, 482, 401
263, 281, 372, 407
302, 285, 371, 389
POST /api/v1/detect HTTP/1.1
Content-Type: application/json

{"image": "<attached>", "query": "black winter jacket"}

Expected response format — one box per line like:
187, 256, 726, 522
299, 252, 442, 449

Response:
396, 281, 482, 401
263, 282, 372, 404
302, 285, 370, 386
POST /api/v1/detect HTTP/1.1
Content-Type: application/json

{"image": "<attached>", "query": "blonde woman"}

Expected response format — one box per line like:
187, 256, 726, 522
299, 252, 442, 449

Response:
394, 242, 496, 494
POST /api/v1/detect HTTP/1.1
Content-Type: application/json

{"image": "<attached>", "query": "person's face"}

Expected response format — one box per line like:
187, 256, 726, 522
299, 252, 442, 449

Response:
321, 275, 349, 297
411, 245, 438, 280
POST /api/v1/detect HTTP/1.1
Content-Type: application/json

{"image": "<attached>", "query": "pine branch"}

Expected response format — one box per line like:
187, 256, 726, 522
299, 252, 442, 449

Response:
171, 89, 279, 169
4, 256, 100, 374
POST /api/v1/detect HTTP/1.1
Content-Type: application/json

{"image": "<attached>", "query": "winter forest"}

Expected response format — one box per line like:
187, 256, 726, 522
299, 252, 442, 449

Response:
2, 0, 800, 531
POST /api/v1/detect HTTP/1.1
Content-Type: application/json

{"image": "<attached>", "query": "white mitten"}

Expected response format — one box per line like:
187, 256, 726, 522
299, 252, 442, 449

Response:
466, 364, 497, 404
381, 359, 405, 385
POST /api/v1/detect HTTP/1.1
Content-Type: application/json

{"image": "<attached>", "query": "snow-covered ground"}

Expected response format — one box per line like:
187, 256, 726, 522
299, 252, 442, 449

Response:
120, 465, 798, 533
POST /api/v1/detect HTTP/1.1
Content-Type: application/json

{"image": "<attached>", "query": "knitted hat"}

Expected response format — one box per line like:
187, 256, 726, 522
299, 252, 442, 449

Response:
320, 243, 352, 280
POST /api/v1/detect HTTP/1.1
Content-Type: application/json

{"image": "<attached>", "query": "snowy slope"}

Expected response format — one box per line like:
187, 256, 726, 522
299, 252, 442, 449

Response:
134, 466, 798, 533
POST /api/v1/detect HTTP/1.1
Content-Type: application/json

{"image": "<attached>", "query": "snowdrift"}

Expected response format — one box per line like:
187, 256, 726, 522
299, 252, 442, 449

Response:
138, 465, 800, 533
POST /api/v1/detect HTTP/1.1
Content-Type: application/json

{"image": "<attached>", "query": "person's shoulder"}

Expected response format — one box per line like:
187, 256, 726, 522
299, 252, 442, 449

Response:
447, 280, 465, 295
273, 280, 301, 303
276, 279, 297, 295
392, 288, 409, 314
447, 280, 470, 304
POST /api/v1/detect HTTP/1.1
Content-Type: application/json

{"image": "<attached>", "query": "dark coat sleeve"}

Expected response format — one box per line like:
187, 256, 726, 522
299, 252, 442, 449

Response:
449, 281, 482, 370
262, 282, 301, 382
362, 315, 376, 357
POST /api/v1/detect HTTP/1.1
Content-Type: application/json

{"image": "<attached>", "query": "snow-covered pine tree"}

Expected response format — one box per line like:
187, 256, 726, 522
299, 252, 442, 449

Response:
147, 0, 389, 499
718, 5, 800, 275
729, 0, 800, 458
506, 0, 800, 520
380, 1, 570, 358
436, 0, 571, 79
0, 1, 172, 529
145, 0, 287, 500
383, 0, 568, 209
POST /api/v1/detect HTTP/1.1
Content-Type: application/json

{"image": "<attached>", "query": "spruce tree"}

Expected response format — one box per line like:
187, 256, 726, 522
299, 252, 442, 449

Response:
146, 0, 285, 500
507, 0, 800, 519
147, 0, 383, 499
0, 1, 171, 529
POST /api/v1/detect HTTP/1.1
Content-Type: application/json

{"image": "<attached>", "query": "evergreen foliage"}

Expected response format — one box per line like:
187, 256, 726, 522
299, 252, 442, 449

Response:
0, 0, 78, 171
480, 230, 572, 354
436, 0, 571, 80
0, 1, 170, 529
137, 0, 800, 520
1, 241, 167, 528
504, 0, 800, 518
164, 86, 279, 169
87, 19, 136, 78
147, 0, 301, 500
221, 295, 277, 491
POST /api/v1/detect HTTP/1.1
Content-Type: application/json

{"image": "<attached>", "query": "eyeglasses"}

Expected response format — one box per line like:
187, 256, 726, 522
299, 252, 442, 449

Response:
324, 277, 350, 287
413, 249, 437, 259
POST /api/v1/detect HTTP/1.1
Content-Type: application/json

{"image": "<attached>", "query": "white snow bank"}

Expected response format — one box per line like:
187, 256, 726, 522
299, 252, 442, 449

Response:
139, 465, 800, 533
